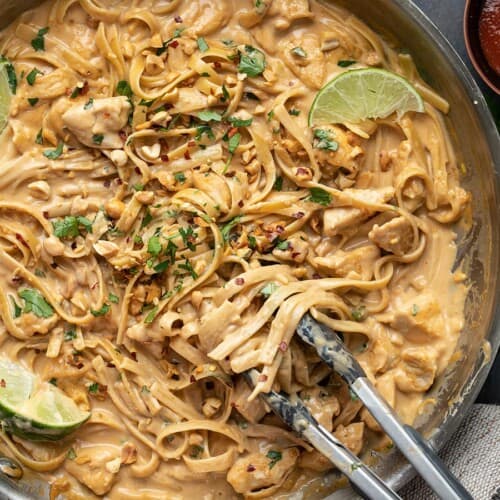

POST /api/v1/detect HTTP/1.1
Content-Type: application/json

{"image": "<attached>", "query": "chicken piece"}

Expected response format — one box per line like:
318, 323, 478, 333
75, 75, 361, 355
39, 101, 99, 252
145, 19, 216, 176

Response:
323, 187, 395, 237
333, 422, 365, 456
314, 245, 380, 280
301, 388, 340, 431
231, 378, 268, 423
272, 237, 309, 264
314, 125, 364, 175
369, 216, 415, 256
279, 33, 325, 89
395, 346, 438, 393
171, 88, 209, 115
298, 449, 334, 472
65, 445, 120, 496
227, 448, 299, 496
390, 293, 445, 343
15, 313, 59, 337
271, 0, 313, 23
62, 97, 131, 150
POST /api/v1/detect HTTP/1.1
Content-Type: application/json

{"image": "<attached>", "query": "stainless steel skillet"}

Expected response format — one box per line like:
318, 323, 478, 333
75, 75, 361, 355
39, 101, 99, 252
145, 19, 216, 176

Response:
0, 0, 497, 498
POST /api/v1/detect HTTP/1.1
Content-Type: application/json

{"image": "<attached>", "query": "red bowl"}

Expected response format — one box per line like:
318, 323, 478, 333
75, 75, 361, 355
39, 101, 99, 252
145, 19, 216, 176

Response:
464, 0, 500, 94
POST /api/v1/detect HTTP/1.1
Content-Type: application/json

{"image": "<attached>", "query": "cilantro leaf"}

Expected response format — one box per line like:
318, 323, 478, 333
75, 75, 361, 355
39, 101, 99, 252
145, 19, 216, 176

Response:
84, 98, 94, 110
338, 60, 357, 67
260, 282, 279, 298
64, 329, 77, 341
52, 216, 92, 239
275, 240, 290, 250
92, 134, 104, 145
228, 132, 241, 154
273, 176, 283, 191
18, 289, 54, 318
26, 68, 42, 86
43, 141, 64, 160
313, 129, 339, 152
308, 187, 332, 206
197, 37, 209, 53
9, 296, 22, 318
91, 304, 110, 317
266, 450, 282, 469
116, 80, 133, 98
238, 45, 266, 77
195, 125, 215, 141
174, 172, 186, 183
147, 236, 162, 257
198, 110, 223, 122
31, 27, 49, 52
179, 226, 197, 251
178, 259, 198, 279
144, 306, 158, 324
221, 215, 242, 241
108, 293, 119, 304
28, 97, 39, 106
228, 116, 253, 127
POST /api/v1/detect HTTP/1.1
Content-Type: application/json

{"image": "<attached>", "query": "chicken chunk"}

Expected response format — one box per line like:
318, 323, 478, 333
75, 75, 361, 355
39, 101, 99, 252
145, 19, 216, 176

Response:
298, 449, 334, 472
369, 216, 415, 256
301, 388, 340, 431
65, 445, 120, 496
395, 346, 438, 393
314, 245, 380, 280
279, 33, 325, 89
231, 378, 268, 423
333, 422, 365, 456
271, 0, 313, 23
390, 293, 445, 343
227, 448, 299, 496
323, 187, 395, 237
62, 97, 131, 150
272, 237, 309, 264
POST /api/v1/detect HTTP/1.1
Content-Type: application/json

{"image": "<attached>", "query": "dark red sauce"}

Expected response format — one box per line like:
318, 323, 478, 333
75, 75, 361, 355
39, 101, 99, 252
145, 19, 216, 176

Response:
479, 0, 500, 74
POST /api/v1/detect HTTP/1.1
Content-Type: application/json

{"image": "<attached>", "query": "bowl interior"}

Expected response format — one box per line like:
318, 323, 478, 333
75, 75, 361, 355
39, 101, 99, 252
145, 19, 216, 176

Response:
464, 0, 500, 94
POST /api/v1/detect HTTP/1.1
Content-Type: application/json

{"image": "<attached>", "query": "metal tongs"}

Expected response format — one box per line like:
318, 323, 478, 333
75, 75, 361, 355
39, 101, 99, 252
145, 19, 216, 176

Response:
246, 314, 473, 500
297, 314, 472, 499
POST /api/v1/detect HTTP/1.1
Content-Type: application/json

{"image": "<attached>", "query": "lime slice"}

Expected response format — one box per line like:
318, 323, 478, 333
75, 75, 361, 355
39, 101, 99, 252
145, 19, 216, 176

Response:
308, 68, 424, 126
0, 359, 90, 441
0, 61, 13, 133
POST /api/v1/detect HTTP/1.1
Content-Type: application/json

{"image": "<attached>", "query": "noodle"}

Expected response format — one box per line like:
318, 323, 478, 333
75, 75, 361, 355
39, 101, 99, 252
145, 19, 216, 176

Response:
0, 0, 469, 498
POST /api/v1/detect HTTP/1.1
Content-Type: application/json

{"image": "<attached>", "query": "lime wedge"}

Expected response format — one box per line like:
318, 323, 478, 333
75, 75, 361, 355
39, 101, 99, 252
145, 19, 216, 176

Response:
0, 60, 13, 133
0, 359, 90, 441
308, 68, 424, 126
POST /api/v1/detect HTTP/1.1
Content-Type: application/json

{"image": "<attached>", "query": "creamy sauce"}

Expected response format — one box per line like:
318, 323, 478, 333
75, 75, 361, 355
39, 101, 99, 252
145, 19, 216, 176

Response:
0, 0, 469, 498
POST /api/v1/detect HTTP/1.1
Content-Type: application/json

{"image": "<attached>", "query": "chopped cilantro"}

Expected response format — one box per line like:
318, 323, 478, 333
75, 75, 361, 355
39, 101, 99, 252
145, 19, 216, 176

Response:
197, 37, 209, 53
221, 85, 230, 102
84, 98, 94, 110
139, 98, 155, 107
148, 236, 162, 257
228, 116, 253, 127
275, 240, 290, 250
144, 306, 158, 324
64, 329, 77, 341
174, 172, 186, 183
116, 80, 133, 98
28, 97, 38, 106
248, 235, 257, 249
195, 125, 215, 141
338, 60, 357, 67
52, 215, 93, 239
35, 129, 43, 144
91, 304, 110, 317
266, 450, 282, 469
228, 132, 241, 154
26, 68, 42, 86
141, 207, 153, 229
412, 304, 420, 316
18, 289, 54, 318
92, 134, 104, 145
67, 448, 77, 460
9, 296, 22, 319
31, 27, 49, 52
313, 129, 339, 152
351, 305, 367, 322
179, 226, 197, 251
238, 45, 266, 77
178, 258, 198, 279
291, 46, 307, 58
273, 176, 283, 191
198, 110, 223, 122
288, 108, 300, 116
165, 240, 178, 263
133, 183, 144, 191
43, 141, 64, 160
221, 215, 242, 241
88, 382, 99, 394
156, 28, 185, 55
307, 187, 332, 206
108, 293, 119, 304
261, 282, 279, 298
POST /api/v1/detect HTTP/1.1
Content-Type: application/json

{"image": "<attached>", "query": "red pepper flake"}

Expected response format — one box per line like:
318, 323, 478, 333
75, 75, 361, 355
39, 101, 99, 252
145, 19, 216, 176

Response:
119, 130, 127, 141
43, 211, 49, 219
312, 273, 321, 280
292, 252, 300, 259
0, 379, 6, 388
292, 211, 305, 219
103, 179, 111, 188
275, 225, 285, 234
174, 15, 183, 23
184, 150, 191, 160
106, 362, 116, 368
81, 81, 89, 96
130, 352, 138, 362
187, 140, 196, 148
258, 374, 268, 382
11, 275, 22, 284
116, 178, 123, 186
235, 278, 245, 286
90, 282, 98, 290
214, 61, 222, 69
169, 40, 179, 49
103, 111, 111, 119
15, 233, 29, 248
296, 167, 309, 175
135, 167, 141, 175
161, 154, 170, 162
190, 375, 196, 383
238, 200, 244, 208
279, 341, 288, 352
227, 127, 238, 138
247, 464, 256, 472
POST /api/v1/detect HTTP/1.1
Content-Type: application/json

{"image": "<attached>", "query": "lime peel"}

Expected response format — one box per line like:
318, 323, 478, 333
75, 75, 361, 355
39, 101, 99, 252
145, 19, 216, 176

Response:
309, 68, 424, 126
0, 359, 90, 441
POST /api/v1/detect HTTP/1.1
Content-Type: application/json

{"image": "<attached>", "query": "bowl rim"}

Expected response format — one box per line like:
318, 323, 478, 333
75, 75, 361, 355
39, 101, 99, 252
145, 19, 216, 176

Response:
463, 0, 500, 94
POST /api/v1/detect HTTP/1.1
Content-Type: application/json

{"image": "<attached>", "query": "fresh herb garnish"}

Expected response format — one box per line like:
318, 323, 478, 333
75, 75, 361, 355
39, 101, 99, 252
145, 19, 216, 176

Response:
28, 97, 39, 106
88, 383, 99, 394
64, 329, 77, 341
91, 304, 110, 317
43, 141, 64, 160
228, 132, 241, 154
351, 305, 367, 322
273, 176, 283, 191
338, 60, 357, 67
92, 134, 104, 145
178, 259, 198, 279
31, 27, 49, 52
221, 85, 230, 102
238, 45, 266, 77
84, 98, 94, 110
35, 129, 43, 144
156, 28, 185, 56
52, 215, 93, 239
141, 207, 153, 229
260, 282, 279, 298
147, 236, 162, 257
228, 116, 253, 127
307, 187, 332, 206
195, 125, 215, 141
116, 80, 133, 98
313, 129, 339, 151
266, 450, 282, 469
179, 226, 197, 251
174, 172, 186, 183
67, 448, 77, 460
291, 46, 307, 58
18, 289, 53, 318
9, 296, 22, 318
288, 108, 300, 116
26, 68, 42, 86
275, 240, 290, 250
198, 110, 223, 122
221, 215, 242, 241
108, 293, 119, 304
411, 304, 419, 316
144, 306, 158, 324
197, 37, 209, 53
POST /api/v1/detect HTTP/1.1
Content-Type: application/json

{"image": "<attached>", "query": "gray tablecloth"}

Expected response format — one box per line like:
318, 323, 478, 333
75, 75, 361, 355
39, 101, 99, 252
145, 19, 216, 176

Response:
401, 405, 500, 499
